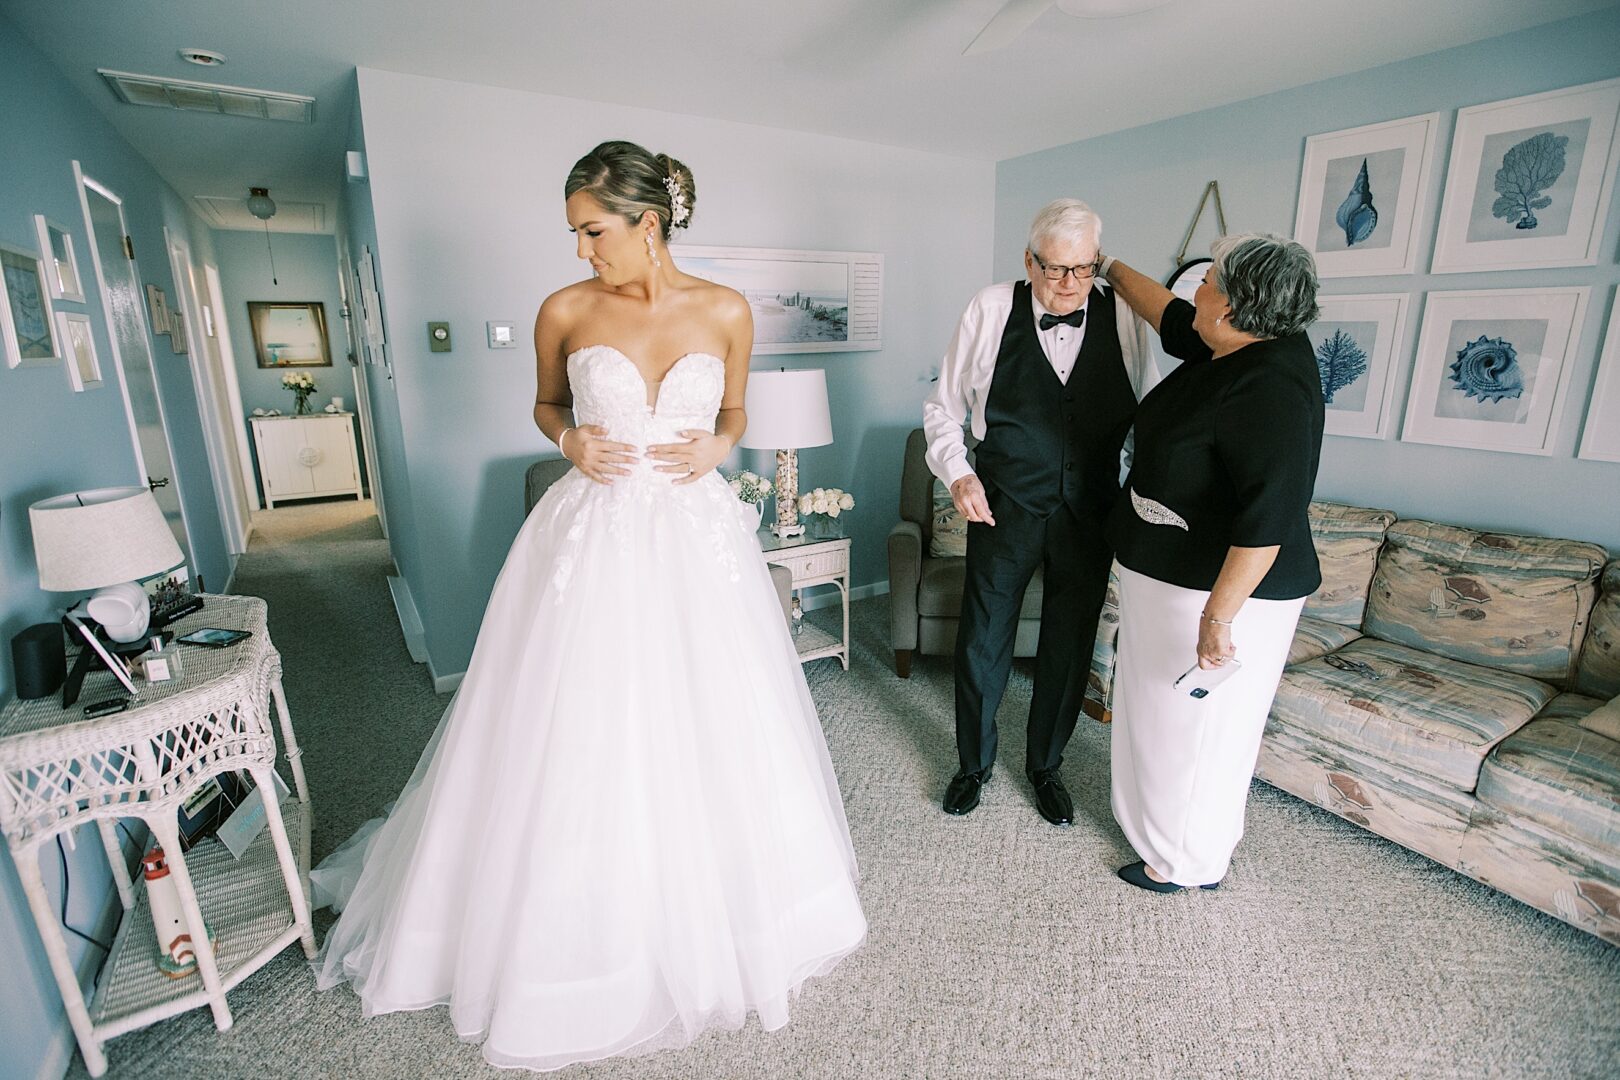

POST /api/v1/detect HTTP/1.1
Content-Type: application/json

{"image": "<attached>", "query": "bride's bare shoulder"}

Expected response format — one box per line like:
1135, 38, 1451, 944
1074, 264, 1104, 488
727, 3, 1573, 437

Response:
538, 278, 607, 330
682, 276, 750, 326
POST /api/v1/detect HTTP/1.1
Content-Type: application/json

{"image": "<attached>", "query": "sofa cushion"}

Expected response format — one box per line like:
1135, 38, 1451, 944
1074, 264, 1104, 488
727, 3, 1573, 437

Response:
917, 558, 1043, 618
1477, 695, 1620, 853
1303, 502, 1397, 626
1270, 638, 1555, 790
1575, 560, 1620, 699
1288, 616, 1364, 666
929, 478, 969, 558
1362, 520, 1607, 684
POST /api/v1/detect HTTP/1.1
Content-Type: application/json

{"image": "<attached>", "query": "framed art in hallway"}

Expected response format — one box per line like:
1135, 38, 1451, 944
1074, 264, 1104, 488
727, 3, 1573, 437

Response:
671, 245, 882, 354
32, 214, 86, 303
1402, 287, 1588, 456
1294, 112, 1441, 277
144, 282, 170, 334
1578, 289, 1620, 462
248, 301, 331, 367
1431, 78, 1620, 273
0, 240, 61, 368
56, 310, 102, 391
1307, 293, 1411, 439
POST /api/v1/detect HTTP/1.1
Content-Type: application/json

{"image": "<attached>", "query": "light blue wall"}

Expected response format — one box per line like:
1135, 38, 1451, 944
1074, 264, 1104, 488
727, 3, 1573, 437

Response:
354, 67, 997, 677
996, 8, 1620, 551
0, 16, 235, 1080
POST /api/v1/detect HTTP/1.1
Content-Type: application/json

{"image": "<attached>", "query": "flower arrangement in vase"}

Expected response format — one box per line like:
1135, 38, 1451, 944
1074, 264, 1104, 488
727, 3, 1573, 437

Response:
798, 487, 854, 538
281, 371, 318, 414
727, 469, 774, 528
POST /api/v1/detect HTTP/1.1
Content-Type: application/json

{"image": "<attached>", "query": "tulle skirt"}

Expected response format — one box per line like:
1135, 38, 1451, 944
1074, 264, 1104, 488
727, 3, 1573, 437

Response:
309, 467, 867, 1071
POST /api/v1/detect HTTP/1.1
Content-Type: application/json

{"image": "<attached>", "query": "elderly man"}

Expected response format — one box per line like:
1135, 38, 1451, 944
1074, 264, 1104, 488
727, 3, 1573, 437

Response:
924, 198, 1159, 824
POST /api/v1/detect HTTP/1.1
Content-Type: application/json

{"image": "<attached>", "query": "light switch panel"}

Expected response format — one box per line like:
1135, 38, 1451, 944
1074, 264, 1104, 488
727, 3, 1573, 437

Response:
487, 321, 516, 349
427, 321, 451, 353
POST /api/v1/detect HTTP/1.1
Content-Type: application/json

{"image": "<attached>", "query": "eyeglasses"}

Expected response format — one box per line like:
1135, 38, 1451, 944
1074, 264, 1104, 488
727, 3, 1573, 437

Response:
1030, 250, 1103, 282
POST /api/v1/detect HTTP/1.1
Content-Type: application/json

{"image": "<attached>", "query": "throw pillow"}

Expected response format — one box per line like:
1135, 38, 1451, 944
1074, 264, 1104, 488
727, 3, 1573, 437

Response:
1580, 695, 1620, 742
930, 478, 968, 558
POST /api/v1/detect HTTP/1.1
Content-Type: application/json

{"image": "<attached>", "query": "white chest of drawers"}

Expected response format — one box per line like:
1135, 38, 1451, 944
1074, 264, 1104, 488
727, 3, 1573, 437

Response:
248, 413, 362, 509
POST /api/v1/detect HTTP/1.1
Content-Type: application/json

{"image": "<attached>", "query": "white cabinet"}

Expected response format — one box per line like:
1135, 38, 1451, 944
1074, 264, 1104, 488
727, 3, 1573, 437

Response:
248, 413, 363, 508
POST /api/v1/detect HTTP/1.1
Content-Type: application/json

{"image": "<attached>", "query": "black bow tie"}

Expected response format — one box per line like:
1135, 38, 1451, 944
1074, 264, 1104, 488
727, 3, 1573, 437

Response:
1039, 309, 1085, 331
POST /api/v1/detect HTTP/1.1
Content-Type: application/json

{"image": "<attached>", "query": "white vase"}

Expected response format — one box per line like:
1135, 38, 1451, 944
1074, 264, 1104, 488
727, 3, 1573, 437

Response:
754, 501, 766, 529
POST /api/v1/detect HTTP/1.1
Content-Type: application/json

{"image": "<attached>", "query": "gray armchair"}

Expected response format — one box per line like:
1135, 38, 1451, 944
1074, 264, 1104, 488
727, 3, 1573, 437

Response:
887, 428, 1043, 677
524, 458, 794, 623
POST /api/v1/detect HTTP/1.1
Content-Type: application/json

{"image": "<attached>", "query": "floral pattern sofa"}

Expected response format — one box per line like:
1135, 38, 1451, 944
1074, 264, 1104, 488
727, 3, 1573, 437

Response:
1086, 502, 1620, 945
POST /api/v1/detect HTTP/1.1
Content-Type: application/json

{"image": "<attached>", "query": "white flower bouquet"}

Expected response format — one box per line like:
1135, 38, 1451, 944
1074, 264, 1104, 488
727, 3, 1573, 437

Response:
281, 371, 318, 414
726, 470, 774, 505
797, 487, 855, 537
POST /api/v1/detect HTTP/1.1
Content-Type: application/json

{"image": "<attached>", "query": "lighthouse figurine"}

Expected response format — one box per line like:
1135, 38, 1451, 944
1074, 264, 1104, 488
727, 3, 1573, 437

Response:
142, 845, 215, 979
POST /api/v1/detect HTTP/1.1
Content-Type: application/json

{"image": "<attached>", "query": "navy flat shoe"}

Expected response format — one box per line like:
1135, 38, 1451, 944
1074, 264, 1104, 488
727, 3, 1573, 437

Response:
1117, 860, 1220, 893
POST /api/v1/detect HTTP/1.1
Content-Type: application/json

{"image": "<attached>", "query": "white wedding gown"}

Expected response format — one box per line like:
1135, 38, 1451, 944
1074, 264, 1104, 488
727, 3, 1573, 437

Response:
310, 346, 867, 1071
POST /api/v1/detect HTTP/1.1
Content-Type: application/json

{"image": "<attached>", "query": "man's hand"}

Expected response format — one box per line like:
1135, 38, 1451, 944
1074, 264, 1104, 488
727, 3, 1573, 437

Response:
950, 474, 995, 526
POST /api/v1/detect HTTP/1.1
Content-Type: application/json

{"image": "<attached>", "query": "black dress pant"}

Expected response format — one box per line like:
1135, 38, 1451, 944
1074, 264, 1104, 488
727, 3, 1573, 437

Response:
954, 490, 1113, 778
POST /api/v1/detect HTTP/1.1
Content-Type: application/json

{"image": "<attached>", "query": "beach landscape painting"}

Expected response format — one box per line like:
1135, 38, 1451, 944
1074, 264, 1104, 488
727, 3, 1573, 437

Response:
673, 245, 883, 354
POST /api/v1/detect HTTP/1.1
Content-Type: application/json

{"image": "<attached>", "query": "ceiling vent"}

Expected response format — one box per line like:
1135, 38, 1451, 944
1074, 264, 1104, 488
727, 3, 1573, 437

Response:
98, 69, 315, 123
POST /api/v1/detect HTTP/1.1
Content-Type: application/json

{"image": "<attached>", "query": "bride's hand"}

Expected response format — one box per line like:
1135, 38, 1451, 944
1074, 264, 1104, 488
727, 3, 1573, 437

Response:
647, 430, 731, 485
562, 424, 638, 485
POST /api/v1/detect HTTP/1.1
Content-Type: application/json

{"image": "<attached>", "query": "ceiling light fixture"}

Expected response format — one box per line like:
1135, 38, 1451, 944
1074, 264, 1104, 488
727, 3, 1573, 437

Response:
179, 48, 226, 67
246, 188, 280, 285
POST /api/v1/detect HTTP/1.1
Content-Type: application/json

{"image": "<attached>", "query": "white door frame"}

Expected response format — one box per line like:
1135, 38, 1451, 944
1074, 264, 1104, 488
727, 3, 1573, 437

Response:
166, 228, 250, 553
204, 262, 261, 514
73, 161, 201, 571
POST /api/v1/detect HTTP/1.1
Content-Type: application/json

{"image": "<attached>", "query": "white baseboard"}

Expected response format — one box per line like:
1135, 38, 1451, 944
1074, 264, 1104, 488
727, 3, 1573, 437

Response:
431, 669, 464, 695
387, 575, 427, 664
220, 551, 241, 595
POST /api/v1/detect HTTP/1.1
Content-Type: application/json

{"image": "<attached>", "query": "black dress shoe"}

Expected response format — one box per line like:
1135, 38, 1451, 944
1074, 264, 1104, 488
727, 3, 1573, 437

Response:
1117, 860, 1221, 893
943, 769, 990, 815
1028, 771, 1073, 826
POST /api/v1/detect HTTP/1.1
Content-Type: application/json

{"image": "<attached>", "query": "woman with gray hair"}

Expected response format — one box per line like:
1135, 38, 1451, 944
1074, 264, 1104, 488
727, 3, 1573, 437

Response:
1097, 233, 1324, 892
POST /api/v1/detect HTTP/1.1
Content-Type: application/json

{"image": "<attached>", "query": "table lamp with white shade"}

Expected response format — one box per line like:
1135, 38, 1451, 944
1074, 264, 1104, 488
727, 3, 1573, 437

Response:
740, 369, 833, 538
30, 486, 186, 644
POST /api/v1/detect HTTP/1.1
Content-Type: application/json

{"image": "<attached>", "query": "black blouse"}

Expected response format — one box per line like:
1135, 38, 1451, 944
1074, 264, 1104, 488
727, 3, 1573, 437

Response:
1107, 298, 1324, 600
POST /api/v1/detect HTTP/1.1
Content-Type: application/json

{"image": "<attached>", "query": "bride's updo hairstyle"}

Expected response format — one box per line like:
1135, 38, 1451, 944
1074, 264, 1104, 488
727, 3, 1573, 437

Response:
565, 140, 696, 241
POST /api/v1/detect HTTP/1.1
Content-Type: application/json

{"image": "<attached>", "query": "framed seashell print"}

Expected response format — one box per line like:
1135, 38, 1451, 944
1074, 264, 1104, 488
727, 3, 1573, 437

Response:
1293, 112, 1441, 277
1577, 288, 1620, 463
1307, 293, 1411, 439
1402, 287, 1589, 456
1431, 78, 1620, 273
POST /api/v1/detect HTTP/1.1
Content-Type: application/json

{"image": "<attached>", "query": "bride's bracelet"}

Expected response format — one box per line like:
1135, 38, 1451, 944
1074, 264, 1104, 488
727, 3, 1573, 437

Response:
558, 426, 574, 460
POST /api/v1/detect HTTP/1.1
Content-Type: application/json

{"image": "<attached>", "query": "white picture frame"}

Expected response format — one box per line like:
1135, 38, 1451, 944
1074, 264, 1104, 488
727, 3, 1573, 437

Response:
1432, 78, 1620, 273
32, 215, 86, 303
56, 310, 103, 391
170, 310, 188, 354
1308, 293, 1411, 439
358, 246, 386, 349
0, 241, 62, 368
1578, 289, 1620, 463
669, 245, 882, 354
1402, 286, 1588, 456
66, 613, 139, 696
1294, 112, 1441, 278
145, 282, 170, 334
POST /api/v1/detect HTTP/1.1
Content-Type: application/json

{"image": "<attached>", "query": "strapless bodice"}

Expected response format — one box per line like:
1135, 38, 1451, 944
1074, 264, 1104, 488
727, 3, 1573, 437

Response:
567, 345, 724, 439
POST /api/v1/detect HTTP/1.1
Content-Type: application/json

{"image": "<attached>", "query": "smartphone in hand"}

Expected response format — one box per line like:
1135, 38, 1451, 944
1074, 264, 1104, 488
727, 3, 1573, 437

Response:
1172, 658, 1244, 699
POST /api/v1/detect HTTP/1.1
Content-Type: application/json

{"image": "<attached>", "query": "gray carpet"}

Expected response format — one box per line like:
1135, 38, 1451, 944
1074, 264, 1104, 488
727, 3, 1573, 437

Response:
71, 500, 1620, 1080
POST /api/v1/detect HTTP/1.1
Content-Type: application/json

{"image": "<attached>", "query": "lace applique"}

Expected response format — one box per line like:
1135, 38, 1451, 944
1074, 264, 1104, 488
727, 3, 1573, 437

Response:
1130, 489, 1189, 531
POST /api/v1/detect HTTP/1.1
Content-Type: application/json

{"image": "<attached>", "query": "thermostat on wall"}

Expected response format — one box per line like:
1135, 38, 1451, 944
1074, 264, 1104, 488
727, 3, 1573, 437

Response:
487, 321, 516, 349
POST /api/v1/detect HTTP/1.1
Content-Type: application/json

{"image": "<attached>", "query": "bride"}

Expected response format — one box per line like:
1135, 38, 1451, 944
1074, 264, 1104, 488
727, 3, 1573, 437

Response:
309, 140, 868, 1071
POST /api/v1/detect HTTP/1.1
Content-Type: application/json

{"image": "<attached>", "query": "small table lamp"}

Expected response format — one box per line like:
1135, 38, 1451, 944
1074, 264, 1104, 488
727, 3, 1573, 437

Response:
30, 486, 186, 643
740, 369, 833, 538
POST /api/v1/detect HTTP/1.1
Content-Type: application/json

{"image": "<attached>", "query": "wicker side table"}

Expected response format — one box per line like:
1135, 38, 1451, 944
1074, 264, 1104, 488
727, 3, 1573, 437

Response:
0, 595, 315, 1078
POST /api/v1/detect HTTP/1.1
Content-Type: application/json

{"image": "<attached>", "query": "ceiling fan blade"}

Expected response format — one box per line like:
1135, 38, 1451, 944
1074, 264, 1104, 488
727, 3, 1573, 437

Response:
963, 0, 1055, 55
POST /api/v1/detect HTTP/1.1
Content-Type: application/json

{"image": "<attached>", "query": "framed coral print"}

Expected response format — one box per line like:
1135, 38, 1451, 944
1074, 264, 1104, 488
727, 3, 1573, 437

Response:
0, 241, 61, 368
1308, 293, 1411, 439
1294, 113, 1441, 277
1578, 290, 1620, 462
1431, 78, 1620, 273
1402, 287, 1588, 456
32, 215, 86, 303
56, 311, 102, 391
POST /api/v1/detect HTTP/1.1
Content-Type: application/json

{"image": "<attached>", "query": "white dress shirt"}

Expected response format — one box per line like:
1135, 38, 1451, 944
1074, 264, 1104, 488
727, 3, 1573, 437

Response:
923, 280, 1162, 490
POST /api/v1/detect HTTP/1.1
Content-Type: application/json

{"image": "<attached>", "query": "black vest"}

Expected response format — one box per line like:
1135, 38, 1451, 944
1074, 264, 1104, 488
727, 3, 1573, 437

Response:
974, 281, 1138, 519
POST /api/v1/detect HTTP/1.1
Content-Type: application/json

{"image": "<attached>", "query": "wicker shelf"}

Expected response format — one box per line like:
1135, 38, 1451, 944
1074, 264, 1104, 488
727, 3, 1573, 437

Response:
793, 622, 843, 662
89, 798, 308, 1036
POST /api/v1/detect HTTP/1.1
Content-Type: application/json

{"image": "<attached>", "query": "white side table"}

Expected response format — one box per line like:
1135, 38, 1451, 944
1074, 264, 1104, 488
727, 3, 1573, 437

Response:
0, 596, 315, 1077
758, 531, 851, 670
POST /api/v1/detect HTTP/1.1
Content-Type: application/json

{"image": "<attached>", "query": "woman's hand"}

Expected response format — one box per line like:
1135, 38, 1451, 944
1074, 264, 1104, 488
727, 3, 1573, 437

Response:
1196, 615, 1236, 670
562, 424, 638, 485
647, 430, 731, 485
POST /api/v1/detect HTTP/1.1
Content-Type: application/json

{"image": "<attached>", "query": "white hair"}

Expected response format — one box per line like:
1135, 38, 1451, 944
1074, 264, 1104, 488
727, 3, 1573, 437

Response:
1027, 198, 1101, 257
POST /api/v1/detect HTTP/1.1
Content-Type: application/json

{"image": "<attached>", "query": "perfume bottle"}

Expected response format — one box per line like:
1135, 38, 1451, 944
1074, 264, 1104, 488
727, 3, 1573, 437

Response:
790, 596, 804, 637
142, 635, 185, 684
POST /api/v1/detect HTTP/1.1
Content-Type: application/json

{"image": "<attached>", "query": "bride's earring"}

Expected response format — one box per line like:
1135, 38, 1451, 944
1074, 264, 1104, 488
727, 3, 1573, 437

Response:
646, 232, 661, 268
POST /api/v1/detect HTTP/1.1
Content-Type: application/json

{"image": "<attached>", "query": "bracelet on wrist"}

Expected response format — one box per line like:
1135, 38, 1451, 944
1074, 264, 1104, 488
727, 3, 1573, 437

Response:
1201, 611, 1233, 627
1100, 254, 1116, 280
558, 426, 573, 458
